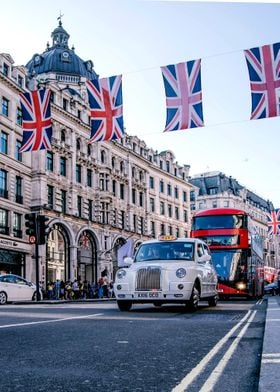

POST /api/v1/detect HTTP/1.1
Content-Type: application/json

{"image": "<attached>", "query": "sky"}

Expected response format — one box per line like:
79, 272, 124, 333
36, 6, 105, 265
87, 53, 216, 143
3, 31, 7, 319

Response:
1, 0, 280, 207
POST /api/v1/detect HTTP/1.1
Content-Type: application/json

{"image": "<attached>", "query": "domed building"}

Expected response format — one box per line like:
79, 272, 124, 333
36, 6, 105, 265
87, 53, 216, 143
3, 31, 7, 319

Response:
25, 20, 98, 87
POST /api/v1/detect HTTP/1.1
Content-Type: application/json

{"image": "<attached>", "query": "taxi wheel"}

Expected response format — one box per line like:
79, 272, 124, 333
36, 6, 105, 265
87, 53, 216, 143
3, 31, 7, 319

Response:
187, 285, 200, 311
208, 295, 218, 307
117, 300, 132, 311
0, 291, 7, 305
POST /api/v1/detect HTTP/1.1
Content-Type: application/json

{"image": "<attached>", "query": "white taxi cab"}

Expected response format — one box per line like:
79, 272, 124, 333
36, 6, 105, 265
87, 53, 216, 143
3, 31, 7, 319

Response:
114, 236, 218, 311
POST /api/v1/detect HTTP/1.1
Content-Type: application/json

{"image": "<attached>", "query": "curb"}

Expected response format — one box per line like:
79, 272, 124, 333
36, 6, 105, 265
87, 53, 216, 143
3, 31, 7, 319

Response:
258, 296, 280, 391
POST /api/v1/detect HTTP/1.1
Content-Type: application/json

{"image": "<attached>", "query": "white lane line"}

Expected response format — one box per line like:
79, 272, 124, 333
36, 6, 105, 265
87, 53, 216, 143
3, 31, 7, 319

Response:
263, 353, 280, 357
199, 311, 256, 392
0, 313, 103, 329
262, 359, 280, 364
171, 310, 252, 392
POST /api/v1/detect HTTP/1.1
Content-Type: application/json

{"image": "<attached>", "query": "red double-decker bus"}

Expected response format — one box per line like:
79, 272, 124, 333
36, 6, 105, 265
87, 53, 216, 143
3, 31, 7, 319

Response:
191, 208, 264, 298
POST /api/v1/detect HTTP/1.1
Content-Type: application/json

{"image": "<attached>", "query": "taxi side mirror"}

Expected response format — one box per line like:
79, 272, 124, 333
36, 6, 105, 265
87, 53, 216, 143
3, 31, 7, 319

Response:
123, 256, 133, 266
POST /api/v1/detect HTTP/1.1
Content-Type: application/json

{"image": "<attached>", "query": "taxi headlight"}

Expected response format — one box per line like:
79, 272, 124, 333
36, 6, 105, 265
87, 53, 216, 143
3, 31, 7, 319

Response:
176, 268, 186, 278
237, 282, 246, 290
117, 269, 127, 279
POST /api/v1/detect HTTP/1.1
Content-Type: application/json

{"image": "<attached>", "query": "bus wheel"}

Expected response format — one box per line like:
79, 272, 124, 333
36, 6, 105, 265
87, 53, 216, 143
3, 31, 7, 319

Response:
186, 285, 200, 311
208, 295, 218, 307
117, 300, 132, 311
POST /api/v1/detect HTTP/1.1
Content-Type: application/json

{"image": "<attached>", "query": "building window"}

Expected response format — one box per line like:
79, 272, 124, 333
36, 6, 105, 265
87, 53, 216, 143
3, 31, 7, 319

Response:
184, 210, 188, 222
151, 221, 155, 238
174, 186, 179, 198
87, 144, 92, 156
0, 208, 9, 235
63, 98, 68, 111
61, 190, 67, 214
15, 140, 22, 162
2, 97, 9, 117
160, 201, 165, 215
132, 167, 136, 178
140, 217, 144, 235
167, 184, 172, 196
224, 200, 229, 207
175, 228, 180, 237
0, 131, 8, 154
174, 168, 177, 176
190, 191, 195, 201
16, 107, 23, 125
183, 191, 187, 202
166, 161, 170, 172
61, 129, 66, 142
133, 214, 137, 232
47, 185, 54, 209
160, 180, 164, 193
3, 63, 9, 77
168, 204, 172, 218
132, 188, 136, 204
168, 226, 173, 235
209, 188, 218, 195
76, 164, 82, 183
60, 157, 67, 176
199, 202, 205, 209
175, 206, 179, 220
120, 161, 124, 173
101, 150, 106, 164
101, 202, 109, 224
139, 192, 144, 207
191, 204, 196, 211
88, 199, 93, 221
18, 75, 23, 88
0, 169, 8, 198
76, 138, 81, 151
160, 160, 163, 169
112, 180, 116, 196
149, 176, 154, 189
87, 169, 92, 187
212, 201, 217, 208
77, 196, 82, 217
46, 151, 54, 171
13, 213, 22, 238
15, 176, 23, 204
120, 183, 125, 200
160, 223, 165, 235
150, 197, 155, 212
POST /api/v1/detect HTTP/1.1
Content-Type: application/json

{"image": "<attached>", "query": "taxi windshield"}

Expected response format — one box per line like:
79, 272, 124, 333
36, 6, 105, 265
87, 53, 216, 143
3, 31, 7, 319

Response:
135, 242, 194, 262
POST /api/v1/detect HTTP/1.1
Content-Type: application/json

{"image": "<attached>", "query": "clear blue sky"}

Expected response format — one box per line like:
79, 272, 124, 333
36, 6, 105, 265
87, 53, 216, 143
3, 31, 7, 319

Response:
1, 0, 280, 207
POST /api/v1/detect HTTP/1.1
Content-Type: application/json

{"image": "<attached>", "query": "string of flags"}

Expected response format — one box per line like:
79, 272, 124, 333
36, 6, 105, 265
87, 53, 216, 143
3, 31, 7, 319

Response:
18, 41, 280, 235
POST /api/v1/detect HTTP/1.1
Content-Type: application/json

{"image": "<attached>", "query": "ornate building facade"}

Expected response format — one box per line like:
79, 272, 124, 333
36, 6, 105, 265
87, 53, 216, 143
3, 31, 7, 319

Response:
0, 22, 192, 287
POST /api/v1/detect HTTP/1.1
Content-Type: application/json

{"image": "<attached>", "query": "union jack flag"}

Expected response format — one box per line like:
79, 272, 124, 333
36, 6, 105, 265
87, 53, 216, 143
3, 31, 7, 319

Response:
266, 209, 280, 236
86, 75, 124, 142
161, 60, 204, 132
19, 88, 52, 152
244, 42, 280, 120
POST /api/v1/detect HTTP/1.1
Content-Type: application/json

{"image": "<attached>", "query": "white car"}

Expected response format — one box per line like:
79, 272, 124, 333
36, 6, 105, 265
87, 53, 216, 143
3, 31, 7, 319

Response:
0, 274, 40, 304
114, 236, 218, 311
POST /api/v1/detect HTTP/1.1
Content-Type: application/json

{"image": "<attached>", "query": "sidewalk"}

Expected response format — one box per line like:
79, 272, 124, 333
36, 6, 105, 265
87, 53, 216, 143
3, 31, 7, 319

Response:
259, 295, 280, 391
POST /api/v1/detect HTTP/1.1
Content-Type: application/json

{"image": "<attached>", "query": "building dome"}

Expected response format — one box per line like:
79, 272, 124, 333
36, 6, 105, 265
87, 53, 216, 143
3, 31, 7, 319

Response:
25, 21, 98, 81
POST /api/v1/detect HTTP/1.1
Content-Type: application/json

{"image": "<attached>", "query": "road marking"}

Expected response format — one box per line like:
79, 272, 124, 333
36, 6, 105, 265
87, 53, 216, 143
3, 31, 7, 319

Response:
117, 341, 129, 344
0, 313, 103, 328
171, 310, 253, 392
199, 311, 256, 392
262, 353, 280, 363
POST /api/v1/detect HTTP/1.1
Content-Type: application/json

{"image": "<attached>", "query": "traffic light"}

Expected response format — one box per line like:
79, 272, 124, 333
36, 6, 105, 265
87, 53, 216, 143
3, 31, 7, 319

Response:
37, 215, 49, 245
25, 213, 37, 244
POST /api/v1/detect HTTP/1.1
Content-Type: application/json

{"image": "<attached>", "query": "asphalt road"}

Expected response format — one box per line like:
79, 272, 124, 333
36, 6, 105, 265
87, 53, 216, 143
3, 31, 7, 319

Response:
0, 299, 266, 392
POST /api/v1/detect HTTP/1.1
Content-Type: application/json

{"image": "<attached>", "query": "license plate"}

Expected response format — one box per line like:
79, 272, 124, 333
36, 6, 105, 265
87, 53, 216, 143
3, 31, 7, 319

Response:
137, 292, 159, 298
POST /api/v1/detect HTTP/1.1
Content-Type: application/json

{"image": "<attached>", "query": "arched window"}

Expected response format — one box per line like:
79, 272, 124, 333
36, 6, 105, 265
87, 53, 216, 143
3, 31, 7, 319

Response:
61, 129, 66, 143
76, 138, 81, 151
101, 150, 106, 164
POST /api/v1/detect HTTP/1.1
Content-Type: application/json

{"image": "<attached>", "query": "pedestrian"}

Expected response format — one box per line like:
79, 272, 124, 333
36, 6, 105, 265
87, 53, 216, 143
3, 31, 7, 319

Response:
98, 276, 104, 298
54, 279, 61, 300
72, 279, 80, 299
47, 281, 54, 300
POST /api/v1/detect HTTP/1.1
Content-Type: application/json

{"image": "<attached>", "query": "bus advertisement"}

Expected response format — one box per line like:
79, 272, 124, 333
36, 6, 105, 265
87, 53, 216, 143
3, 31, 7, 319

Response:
191, 208, 264, 298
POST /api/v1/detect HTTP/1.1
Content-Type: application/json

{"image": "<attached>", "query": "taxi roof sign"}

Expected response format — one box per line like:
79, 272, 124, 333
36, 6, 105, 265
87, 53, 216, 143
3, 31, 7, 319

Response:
158, 235, 177, 241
